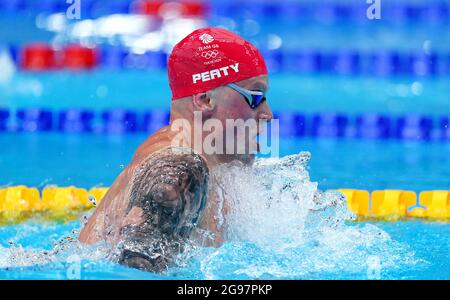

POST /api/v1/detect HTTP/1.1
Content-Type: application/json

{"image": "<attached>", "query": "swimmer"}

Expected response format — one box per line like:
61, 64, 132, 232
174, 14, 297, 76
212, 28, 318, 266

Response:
78, 28, 273, 272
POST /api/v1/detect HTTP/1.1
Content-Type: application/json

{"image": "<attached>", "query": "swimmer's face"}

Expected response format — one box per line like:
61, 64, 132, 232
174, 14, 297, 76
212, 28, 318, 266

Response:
211, 75, 273, 164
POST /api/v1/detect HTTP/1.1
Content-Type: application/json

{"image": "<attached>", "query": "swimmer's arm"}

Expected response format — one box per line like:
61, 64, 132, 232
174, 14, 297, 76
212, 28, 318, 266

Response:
118, 150, 209, 272
79, 169, 132, 244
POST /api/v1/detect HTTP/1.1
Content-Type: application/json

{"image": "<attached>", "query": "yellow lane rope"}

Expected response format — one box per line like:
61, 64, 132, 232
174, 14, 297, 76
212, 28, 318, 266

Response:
0, 186, 449, 224
339, 189, 450, 221
0, 186, 108, 224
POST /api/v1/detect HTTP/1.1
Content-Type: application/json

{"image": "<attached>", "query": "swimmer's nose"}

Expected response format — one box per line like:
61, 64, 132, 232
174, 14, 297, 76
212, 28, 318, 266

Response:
256, 101, 273, 122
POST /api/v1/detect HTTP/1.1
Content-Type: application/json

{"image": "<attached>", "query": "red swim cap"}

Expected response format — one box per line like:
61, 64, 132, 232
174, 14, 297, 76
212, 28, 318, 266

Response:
168, 28, 268, 100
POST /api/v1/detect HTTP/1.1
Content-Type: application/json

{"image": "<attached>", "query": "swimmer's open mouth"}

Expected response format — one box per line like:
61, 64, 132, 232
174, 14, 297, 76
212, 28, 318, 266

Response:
253, 135, 261, 153
255, 121, 269, 153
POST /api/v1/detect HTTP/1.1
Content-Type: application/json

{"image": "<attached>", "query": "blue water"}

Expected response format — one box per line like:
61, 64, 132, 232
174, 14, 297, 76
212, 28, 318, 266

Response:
1, 133, 450, 192
0, 210, 449, 279
2, 71, 450, 115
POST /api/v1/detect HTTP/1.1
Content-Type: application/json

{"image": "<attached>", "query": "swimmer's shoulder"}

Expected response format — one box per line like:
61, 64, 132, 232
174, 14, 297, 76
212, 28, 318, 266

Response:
131, 127, 179, 163
132, 146, 209, 184
127, 146, 209, 212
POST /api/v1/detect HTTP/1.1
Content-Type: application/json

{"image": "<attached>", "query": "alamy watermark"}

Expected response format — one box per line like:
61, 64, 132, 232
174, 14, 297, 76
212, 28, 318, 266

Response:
170, 112, 279, 158
367, 255, 381, 279
66, 254, 81, 279
66, 0, 81, 20
64, 1, 381, 21
366, 0, 381, 20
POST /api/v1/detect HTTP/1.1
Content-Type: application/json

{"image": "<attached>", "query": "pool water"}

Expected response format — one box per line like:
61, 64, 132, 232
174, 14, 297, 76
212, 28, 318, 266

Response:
2, 71, 450, 115
1, 221, 450, 280
0, 144, 449, 280
1, 133, 450, 192
0, 180, 449, 279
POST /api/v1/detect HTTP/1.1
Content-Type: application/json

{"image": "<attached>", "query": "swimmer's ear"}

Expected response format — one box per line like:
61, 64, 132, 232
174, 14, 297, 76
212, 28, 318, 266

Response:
192, 92, 215, 114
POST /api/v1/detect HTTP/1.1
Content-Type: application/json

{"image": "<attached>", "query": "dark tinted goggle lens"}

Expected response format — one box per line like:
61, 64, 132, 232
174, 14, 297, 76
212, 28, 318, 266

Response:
248, 94, 266, 109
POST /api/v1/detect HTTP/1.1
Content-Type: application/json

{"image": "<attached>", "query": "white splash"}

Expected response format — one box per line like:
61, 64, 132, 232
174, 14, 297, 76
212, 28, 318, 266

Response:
187, 152, 419, 279
211, 152, 353, 248
0, 226, 108, 269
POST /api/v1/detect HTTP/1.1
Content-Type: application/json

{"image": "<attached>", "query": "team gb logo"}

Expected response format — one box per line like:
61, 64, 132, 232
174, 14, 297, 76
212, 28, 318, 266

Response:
199, 33, 214, 44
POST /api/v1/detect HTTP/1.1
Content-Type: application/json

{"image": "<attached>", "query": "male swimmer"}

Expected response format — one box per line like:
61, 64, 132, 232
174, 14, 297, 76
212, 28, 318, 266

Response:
78, 28, 273, 272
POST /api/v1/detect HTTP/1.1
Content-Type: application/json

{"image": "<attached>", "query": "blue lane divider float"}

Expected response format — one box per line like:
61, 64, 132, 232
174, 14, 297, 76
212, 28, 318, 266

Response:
99, 46, 128, 70
441, 116, 450, 140
274, 111, 306, 137
283, 49, 322, 74
58, 109, 95, 133
143, 109, 170, 133
409, 52, 438, 76
355, 113, 391, 139
255, 50, 446, 76
0, 109, 9, 131
311, 112, 348, 138
2, 108, 450, 143
101, 109, 138, 133
333, 50, 361, 76
16, 109, 53, 132
395, 115, 434, 141
369, 50, 402, 76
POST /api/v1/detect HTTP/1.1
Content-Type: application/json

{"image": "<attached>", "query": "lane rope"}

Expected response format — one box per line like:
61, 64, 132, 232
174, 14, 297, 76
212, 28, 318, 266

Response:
0, 186, 448, 224
2, 43, 447, 77
1, 108, 450, 142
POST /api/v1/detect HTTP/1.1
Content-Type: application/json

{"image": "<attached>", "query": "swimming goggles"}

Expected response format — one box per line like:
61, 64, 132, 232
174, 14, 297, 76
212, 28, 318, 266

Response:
226, 83, 266, 109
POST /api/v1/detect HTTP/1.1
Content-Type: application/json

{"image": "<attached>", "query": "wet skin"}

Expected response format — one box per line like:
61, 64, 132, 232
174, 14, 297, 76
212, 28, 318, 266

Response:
78, 75, 272, 272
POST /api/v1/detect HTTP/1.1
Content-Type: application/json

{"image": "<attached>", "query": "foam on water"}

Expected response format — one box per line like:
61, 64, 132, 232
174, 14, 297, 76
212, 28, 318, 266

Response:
0, 152, 420, 279
0, 231, 105, 269
169, 152, 420, 279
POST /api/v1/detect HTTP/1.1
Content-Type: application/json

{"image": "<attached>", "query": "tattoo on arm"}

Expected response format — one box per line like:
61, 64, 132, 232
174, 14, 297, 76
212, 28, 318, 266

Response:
117, 148, 209, 272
